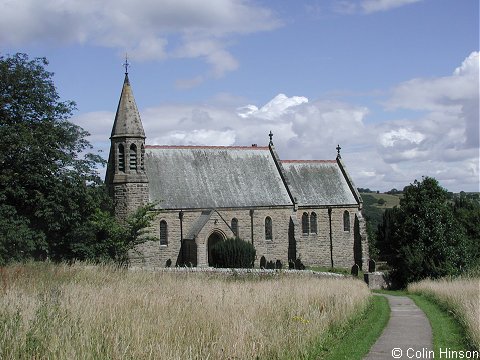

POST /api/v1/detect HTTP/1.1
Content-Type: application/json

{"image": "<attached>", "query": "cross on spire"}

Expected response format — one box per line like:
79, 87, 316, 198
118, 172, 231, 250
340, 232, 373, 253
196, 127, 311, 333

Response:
123, 54, 130, 75
268, 130, 273, 145
336, 144, 342, 159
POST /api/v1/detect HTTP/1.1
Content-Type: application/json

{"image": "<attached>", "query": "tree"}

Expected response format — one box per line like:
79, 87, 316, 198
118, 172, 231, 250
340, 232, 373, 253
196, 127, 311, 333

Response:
70, 203, 158, 265
377, 177, 472, 288
0, 53, 106, 263
377, 198, 386, 206
452, 193, 480, 267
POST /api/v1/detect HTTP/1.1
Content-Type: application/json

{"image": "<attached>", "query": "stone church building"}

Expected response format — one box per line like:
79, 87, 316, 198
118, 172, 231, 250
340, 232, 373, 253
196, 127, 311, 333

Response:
106, 73, 368, 269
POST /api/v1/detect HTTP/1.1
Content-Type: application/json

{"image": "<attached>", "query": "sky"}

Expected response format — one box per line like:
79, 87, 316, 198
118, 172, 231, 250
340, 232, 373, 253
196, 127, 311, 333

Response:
1, 0, 479, 192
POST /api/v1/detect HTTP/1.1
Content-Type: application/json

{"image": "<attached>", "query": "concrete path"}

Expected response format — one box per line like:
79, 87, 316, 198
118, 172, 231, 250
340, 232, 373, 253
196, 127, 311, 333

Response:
364, 295, 433, 360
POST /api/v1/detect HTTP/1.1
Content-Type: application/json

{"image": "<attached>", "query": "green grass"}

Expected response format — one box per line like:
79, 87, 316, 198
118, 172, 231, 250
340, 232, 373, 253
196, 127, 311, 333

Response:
306, 295, 390, 360
409, 294, 474, 353
307, 266, 365, 279
361, 193, 401, 208
373, 289, 408, 296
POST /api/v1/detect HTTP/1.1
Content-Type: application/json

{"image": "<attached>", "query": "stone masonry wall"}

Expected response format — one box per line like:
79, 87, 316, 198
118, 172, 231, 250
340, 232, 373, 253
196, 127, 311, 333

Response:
130, 207, 294, 268
294, 206, 366, 268
129, 205, 368, 269
113, 182, 149, 222
330, 207, 358, 268
295, 208, 331, 267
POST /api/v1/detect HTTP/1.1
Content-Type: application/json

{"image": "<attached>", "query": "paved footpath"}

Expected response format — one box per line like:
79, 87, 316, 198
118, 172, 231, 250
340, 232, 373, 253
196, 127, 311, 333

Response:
364, 295, 433, 360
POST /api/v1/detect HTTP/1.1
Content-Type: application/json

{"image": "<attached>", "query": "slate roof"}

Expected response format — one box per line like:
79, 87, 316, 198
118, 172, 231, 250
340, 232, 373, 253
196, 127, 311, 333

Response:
185, 210, 214, 240
111, 75, 145, 138
282, 160, 358, 206
145, 146, 293, 209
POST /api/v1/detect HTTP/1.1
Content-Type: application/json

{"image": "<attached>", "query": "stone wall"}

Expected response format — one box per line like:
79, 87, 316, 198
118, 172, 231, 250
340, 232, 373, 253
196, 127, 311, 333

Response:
112, 182, 149, 222
330, 207, 358, 268
131, 207, 293, 268
293, 206, 366, 268
294, 208, 331, 266
130, 205, 368, 270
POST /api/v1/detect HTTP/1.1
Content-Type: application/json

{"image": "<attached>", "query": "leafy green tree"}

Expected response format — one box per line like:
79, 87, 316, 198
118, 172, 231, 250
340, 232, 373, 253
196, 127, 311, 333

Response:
452, 193, 480, 267
377, 177, 472, 288
70, 203, 158, 265
0, 53, 106, 263
377, 198, 386, 206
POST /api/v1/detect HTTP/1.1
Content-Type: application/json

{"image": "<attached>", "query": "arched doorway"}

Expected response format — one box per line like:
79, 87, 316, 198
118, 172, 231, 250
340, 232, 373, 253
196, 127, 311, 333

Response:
207, 231, 224, 266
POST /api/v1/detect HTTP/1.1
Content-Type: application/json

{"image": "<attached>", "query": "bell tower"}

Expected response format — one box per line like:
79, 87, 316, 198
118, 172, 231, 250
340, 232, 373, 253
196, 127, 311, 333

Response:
106, 63, 149, 221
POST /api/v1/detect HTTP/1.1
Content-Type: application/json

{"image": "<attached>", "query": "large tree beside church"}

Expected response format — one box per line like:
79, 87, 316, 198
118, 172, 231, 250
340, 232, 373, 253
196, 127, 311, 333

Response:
377, 177, 476, 288
0, 53, 108, 263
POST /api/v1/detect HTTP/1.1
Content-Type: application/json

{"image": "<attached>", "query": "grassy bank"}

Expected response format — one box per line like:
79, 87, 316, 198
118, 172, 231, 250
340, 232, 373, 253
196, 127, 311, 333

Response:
0, 262, 370, 359
408, 277, 480, 351
310, 295, 390, 360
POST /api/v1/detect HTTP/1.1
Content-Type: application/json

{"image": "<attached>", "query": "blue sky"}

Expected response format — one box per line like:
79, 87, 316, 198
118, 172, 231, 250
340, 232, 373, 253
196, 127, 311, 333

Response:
1, 0, 478, 192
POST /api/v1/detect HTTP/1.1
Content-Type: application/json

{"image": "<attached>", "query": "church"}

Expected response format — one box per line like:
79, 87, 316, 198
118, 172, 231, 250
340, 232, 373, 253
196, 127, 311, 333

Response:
106, 72, 369, 269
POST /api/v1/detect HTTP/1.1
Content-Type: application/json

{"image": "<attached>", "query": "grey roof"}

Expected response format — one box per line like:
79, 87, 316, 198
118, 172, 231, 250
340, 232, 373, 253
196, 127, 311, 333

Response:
185, 210, 213, 240
145, 146, 293, 209
111, 75, 145, 138
282, 161, 358, 206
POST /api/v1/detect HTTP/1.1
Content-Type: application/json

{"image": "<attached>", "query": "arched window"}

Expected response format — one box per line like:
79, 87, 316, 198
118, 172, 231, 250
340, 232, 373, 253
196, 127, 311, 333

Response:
343, 211, 350, 232
160, 220, 168, 246
310, 212, 317, 234
129, 144, 137, 171
140, 144, 145, 170
302, 212, 309, 234
118, 144, 125, 172
231, 218, 239, 237
265, 216, 272, 240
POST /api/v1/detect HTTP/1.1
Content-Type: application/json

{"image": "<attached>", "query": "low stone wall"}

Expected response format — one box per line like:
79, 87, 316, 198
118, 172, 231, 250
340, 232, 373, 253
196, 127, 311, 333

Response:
129, 266, 347, 279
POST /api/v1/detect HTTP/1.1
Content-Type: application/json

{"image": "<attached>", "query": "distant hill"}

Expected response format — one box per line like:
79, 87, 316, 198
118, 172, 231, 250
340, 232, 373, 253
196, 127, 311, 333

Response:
360, 193, 402, 253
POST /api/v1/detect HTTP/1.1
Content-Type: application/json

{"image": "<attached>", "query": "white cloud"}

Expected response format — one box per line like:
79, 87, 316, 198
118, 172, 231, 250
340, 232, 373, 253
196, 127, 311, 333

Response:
370, 52, 479, 190
238, 94, 309, 120
385, 51, 479, 150
386, 52, 479, 112
0, 0, 279, 82
153, 129, 236, 146
361, 0, 422, 13
380, 128, 425, 147
333, 0, 422, 14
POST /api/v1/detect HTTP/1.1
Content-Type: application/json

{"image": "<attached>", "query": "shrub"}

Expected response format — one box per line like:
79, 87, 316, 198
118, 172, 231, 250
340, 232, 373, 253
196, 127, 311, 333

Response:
211, 238, 256, 268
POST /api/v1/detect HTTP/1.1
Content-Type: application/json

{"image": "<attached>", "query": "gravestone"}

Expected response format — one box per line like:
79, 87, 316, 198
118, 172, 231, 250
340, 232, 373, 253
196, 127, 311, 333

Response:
351, 264, 359, 277
260, 256, 266, 269
294, 258, 306, 270
368, 259, 376, 273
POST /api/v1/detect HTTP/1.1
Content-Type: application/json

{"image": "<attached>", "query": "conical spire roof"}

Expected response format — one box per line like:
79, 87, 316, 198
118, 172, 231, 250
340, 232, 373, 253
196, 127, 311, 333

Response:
111, 74, 145, 138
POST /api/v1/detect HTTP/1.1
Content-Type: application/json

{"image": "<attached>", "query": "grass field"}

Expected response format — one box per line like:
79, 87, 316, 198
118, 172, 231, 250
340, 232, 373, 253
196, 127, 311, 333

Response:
360, 193, 401, 209
0, 262, 371, 359
408, 277, 480, 350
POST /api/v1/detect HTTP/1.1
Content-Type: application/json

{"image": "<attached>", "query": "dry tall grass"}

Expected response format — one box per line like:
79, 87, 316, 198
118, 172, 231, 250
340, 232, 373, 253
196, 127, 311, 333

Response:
0, 262, 370, 359
408, 277, 480, 349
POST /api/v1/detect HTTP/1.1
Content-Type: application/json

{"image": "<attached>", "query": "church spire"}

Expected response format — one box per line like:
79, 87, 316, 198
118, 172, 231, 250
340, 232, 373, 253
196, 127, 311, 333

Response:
106, 64, 149, 221
110, 71, 145, 139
